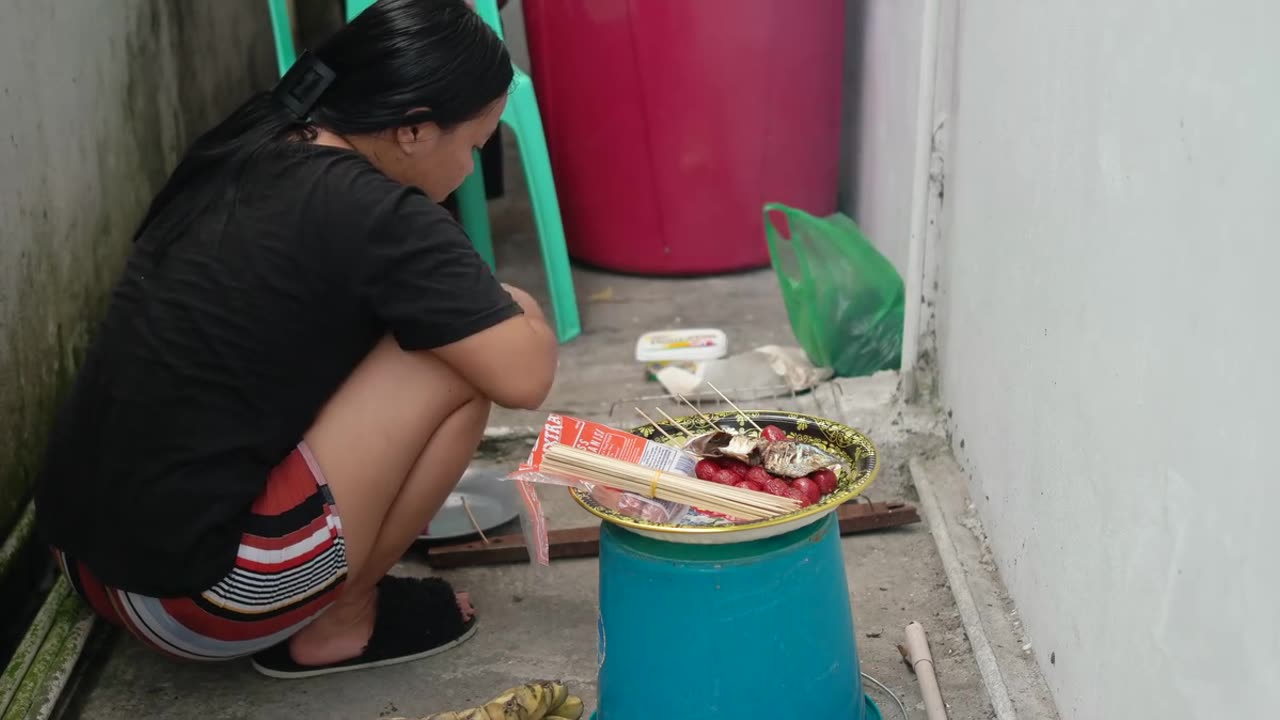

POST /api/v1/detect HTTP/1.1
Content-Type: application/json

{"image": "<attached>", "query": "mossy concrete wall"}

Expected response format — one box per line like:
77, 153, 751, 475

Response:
0, 1, 275, 537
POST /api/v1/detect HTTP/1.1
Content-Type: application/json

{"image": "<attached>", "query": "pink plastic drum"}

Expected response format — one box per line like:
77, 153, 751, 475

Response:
523, 0, 845, 275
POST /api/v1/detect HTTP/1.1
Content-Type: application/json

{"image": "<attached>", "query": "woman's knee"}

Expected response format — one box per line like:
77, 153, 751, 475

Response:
304, 340, 489, 508
314, 339, 478, 433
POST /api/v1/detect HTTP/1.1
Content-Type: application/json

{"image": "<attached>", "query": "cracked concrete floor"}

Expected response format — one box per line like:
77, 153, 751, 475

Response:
63, 141, 1000, 720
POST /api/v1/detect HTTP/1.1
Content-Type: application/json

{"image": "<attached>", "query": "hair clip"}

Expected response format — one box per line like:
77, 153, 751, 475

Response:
272, 51, 336, 121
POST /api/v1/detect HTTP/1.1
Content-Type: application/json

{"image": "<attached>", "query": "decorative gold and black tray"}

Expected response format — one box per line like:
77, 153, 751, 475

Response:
570, 410, 879, 544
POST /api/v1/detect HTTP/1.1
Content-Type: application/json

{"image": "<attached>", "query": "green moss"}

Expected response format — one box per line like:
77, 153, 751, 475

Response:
23, 595, 94, 720
0, 580, 90, 720
0, 578, 68, 714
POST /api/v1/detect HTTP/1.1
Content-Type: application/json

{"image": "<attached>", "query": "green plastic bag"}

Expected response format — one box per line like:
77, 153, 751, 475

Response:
763, 202, 904, 377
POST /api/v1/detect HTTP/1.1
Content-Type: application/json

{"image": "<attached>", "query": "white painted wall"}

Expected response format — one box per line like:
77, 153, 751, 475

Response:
838, 0, 924, 278
933, 1, 1280, 718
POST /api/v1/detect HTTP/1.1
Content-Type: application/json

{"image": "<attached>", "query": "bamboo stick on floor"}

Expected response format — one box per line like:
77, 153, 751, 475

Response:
904, 621, 949, 720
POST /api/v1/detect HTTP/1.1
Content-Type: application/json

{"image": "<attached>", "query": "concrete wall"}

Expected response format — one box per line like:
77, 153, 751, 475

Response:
933, 1, 1280, 718
0, 1, 274, 535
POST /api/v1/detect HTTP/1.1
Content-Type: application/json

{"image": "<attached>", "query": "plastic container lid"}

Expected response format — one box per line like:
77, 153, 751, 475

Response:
635, 328, 728, 363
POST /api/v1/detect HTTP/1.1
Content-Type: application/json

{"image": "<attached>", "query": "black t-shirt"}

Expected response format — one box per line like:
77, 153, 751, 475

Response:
34, 144, 520, 597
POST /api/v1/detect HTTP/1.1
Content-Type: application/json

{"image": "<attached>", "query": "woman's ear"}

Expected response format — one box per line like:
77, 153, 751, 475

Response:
394, 123, 430, 154
395, 107, 436, 153
395, 124, 415, 151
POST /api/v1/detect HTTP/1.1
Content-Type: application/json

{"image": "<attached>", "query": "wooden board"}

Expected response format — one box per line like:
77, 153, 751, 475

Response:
424, 500, 920, 570
837, 500, 921, 534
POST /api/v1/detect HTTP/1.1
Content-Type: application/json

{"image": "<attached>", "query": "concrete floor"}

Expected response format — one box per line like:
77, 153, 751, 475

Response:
63, 141, 1022, 720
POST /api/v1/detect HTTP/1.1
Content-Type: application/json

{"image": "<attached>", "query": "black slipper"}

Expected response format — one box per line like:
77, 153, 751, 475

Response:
250, 576, 478, 679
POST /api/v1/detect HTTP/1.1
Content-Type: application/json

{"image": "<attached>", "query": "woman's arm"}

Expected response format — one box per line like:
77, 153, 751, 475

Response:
347, 179, 557, 409
432, 284, 558, 410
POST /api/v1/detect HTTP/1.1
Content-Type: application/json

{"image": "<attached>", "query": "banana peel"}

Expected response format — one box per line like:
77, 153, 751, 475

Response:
548, 695, 583, 720
547, 682, 568, 711
395, 680, 585, 720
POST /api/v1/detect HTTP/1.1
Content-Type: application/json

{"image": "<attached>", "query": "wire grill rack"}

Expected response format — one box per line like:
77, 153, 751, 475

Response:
606, 382, 845, 426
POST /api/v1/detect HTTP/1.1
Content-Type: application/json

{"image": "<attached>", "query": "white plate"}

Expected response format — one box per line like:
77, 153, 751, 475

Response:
420, 467, 521, 541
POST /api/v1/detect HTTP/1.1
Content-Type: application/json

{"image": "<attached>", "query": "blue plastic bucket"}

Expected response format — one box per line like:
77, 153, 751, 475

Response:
592, 513, 880, 718
591, 695, 881, 720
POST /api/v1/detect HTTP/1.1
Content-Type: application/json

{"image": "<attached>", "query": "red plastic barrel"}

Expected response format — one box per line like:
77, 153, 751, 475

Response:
522, 0, 845, 276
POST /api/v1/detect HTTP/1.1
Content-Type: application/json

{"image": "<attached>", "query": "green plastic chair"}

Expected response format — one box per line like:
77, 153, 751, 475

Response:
267, 0, 581, 342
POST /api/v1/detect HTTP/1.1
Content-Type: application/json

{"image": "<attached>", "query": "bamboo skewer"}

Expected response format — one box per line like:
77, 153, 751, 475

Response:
675, 394, 718, 427
460, 496, 490, 545
706, 382, 764, 432
653, 407, 695, 437
543, 444, 799, 520
634, 407, 678, 442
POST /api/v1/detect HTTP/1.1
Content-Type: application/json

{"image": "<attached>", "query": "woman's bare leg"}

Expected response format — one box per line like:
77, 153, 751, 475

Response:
286, 336, 489, 666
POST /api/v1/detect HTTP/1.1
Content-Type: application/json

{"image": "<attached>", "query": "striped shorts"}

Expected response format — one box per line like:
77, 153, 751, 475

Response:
53, 444, 348, 661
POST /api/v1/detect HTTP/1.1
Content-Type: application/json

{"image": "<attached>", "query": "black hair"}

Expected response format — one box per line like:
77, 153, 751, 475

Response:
134, 0, 512, 243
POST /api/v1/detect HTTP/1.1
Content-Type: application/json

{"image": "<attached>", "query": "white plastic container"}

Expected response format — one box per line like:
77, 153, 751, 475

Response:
635, 328, 728, 381
635, 328, 728, 363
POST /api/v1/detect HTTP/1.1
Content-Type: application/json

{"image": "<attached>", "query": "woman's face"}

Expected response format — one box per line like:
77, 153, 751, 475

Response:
375, 97, 507, 202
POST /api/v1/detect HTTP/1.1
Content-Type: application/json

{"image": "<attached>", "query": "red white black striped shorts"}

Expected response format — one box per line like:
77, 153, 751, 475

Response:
53, 443, 348, 661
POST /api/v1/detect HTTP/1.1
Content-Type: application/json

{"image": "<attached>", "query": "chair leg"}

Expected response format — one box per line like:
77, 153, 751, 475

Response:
502, 88, 582, 343
344, 0, 374, 22
268, 0, 298, 76
455, 154, 495, 270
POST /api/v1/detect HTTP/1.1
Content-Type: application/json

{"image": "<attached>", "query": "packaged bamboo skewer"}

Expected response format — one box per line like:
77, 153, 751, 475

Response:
509, 414, 806, 560
507, 414, 697, 565
507, 413, 808, 564
539, 445, 798, 521
512, 414, 696, 524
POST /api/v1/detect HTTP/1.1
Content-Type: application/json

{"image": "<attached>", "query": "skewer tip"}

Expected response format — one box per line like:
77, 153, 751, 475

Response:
706, 382, 764, 432
676, 393, 718, 427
